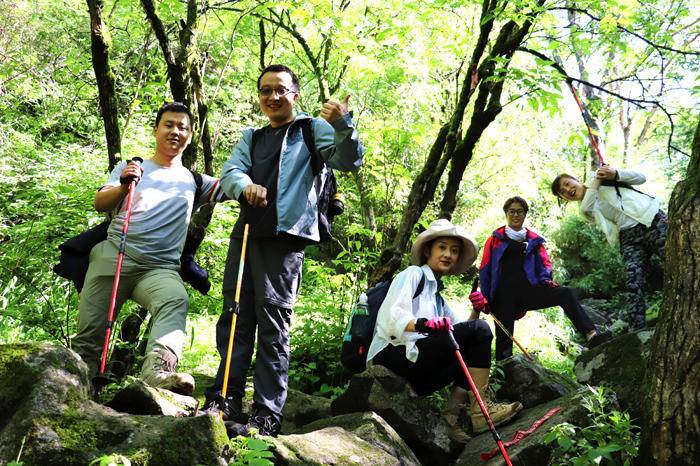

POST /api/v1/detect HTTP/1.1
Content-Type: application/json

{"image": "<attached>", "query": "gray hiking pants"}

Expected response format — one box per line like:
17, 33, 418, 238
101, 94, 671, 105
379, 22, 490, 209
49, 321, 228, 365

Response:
209, 236, 304, 420
72, 240, 189, 378
619, 210, 668, 330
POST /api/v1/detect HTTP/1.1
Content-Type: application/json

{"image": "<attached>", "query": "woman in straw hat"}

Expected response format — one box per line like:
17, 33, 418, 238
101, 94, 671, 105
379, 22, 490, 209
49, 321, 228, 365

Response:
366, 219, 523, 441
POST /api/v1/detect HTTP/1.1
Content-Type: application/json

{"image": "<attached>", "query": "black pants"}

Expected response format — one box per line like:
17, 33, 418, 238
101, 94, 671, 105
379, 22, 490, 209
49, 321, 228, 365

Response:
491, 285, 595, 361
206, 236, 304, 419
373, 319, 493, 396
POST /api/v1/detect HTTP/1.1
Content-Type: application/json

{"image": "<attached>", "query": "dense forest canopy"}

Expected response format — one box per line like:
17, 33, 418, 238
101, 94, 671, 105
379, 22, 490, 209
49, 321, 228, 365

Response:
0, 0, 698, 462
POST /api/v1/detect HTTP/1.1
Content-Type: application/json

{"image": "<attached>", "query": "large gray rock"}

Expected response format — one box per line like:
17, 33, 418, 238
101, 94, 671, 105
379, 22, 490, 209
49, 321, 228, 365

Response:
0, 343, 229, 466
496, 354, 579, 408
456, 388, 591, 465
269, 411, 420, 465
106, 380, 199, 417
331, 365, 456, 465
574, 329, 654, 420
281, 388, 332, 433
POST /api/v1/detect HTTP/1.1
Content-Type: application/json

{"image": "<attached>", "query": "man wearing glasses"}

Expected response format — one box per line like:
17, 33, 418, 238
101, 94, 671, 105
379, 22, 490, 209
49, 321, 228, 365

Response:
206, 64, 363, 436
469, 196, 610, 361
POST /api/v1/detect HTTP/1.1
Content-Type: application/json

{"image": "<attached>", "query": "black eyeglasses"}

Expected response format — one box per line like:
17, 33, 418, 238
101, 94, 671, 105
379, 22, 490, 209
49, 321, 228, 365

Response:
258, 86, 296, 97
506, 209, 526, 216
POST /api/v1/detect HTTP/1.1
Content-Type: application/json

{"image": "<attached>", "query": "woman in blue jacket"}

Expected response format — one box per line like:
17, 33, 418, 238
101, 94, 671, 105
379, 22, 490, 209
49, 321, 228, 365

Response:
471, 197, 610, 361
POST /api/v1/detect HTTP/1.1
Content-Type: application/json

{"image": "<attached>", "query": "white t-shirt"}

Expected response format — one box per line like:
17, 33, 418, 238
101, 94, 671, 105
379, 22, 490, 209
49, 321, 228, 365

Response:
104, 159, 222, 266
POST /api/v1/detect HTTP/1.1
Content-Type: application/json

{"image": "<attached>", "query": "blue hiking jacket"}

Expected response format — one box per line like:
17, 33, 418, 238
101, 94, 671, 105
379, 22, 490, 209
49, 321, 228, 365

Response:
479, 227, 553, 308
220, 113, 363, 242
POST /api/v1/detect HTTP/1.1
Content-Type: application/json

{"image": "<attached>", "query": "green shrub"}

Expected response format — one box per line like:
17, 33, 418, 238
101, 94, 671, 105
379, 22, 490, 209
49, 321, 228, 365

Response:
550, 216, 625, 297
544, 385, 639, 465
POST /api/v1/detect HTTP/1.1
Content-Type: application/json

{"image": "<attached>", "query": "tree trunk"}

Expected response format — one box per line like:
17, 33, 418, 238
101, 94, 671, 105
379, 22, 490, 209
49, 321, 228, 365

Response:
640, 118, 700, 465
370, 0, 544, 284
140, 0, 201, 167
86, 0, 121, 171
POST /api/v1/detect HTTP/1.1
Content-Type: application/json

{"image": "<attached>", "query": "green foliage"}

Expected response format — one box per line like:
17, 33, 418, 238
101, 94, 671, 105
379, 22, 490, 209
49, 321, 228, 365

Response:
227, 435, 274, 466
88, 454, 131, 466
544, 386, 639, 465
549, 215, 626, 297
0, 4, 695, 465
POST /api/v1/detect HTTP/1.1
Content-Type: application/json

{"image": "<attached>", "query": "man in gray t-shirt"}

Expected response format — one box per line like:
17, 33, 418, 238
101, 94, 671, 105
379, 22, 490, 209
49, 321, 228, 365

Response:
72, 102, 224, 395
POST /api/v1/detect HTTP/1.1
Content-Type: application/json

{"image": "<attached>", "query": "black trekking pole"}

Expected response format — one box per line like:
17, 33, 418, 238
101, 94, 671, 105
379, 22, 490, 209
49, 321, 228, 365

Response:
99, 157, 143, 375
447, 330, 513, 465
220, 223, 250, 419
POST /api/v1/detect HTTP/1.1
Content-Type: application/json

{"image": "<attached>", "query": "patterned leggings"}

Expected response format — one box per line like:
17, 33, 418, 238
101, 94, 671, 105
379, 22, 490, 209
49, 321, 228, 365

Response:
618, 211, 668, 329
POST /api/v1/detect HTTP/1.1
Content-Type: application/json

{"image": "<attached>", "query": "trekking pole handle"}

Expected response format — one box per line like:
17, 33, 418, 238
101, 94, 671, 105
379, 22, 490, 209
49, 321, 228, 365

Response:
446, 329, 460, 351
131, 156, 144, 165
471, 278, 479, 294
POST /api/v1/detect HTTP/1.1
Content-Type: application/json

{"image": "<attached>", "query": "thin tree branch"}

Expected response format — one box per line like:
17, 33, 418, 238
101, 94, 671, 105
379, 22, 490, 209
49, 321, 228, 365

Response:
550, 7, 700, 56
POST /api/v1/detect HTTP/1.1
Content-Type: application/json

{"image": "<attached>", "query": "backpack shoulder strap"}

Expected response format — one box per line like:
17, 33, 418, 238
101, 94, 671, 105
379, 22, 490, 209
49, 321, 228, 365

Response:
413, 270, 426, 299
300, 118, 323, 177
601, 179, 654, 212
188, 169, 204, 202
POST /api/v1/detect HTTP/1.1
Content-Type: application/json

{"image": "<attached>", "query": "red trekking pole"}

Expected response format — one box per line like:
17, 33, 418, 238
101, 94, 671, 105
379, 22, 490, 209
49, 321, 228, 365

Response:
447, 331, 513, 465
566, 80, 606, 167
99, 157, 143, 375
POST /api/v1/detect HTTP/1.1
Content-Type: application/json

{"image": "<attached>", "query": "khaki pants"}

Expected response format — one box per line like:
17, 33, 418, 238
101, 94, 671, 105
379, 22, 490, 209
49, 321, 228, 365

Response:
72, 240, 189, 377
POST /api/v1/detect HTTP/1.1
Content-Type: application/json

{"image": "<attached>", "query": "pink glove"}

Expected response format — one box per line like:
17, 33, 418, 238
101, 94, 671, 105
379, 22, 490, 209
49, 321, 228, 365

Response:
415, 317, 453, 335
469, 291, 489, 312
543, 279, 560, 288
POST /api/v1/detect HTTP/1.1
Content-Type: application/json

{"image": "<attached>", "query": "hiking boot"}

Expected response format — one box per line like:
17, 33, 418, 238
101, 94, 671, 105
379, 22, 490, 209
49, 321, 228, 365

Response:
443, 411, 471, 443
140, 350, 195, 397
443, 386, 470, 443
226, 411, 282, 437
587, 330, 612, 349
470, 389, 523, 434
201, 394, 247, 423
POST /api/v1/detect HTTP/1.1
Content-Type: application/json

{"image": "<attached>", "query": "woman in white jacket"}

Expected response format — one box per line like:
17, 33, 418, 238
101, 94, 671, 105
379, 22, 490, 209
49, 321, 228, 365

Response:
366, 219, 522, 442
551, 166, 668, 330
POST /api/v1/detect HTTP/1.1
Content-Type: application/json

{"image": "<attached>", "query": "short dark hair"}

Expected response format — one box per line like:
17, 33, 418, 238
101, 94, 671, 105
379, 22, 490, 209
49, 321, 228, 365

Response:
503, 196, 529, 214
155, 102, 193, 128
257, 64, 300, 92
551, 174, 577, 198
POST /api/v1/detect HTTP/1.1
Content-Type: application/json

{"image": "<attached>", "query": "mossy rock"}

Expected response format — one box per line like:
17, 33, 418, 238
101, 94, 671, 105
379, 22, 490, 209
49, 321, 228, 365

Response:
455, 388, 592, 465
574, 329, 654, 420
269, 412, 419, 465
0, 343, 229, 465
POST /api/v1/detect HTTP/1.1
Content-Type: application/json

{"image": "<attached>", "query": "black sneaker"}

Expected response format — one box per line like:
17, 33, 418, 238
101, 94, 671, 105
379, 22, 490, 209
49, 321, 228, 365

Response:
226, 412, 281, 437
201, 394, 247, 423
588, 330, 612, 349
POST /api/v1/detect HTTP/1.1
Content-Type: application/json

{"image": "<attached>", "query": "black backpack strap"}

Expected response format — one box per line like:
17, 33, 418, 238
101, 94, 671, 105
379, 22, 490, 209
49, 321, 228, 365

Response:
189, 169, 203, 202
300, 118, 323, 177
601, 179, 654, 212
413, 270, 426, 299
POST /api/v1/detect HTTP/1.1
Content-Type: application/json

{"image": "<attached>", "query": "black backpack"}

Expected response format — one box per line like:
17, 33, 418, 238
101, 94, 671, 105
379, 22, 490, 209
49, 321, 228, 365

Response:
340, 271, 426, 373
251, 118, 342, 242
53, 168, 211, 295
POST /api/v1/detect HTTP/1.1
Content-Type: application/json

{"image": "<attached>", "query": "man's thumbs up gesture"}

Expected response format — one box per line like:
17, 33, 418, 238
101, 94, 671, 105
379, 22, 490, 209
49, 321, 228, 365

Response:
320, 94, 351, 123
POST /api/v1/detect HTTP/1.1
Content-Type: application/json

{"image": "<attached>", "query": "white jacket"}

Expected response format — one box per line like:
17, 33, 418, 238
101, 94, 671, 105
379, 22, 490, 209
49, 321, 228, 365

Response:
580, 169, 660, 247
366, 264, 466, 365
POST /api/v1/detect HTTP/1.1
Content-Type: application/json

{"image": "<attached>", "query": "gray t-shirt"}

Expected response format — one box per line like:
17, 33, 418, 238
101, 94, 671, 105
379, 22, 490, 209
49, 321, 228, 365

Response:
104, 159, 221, 266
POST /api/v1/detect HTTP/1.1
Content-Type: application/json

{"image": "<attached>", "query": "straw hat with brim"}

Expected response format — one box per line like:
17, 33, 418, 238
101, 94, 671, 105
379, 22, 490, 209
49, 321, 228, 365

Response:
410, 219, 479, 275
